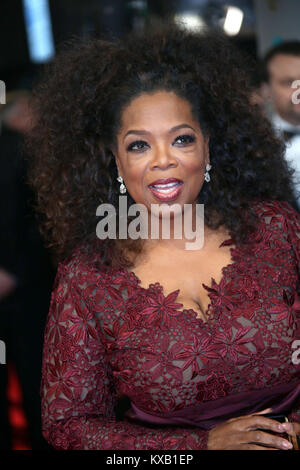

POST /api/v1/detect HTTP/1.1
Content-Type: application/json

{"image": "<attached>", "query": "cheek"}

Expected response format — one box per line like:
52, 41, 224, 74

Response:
271, 85, 283, 98
123, 158, 144, 180
127, 168, 141, 182
184, 160, 206, 194
275, 87, 290, 102
123, 165, 147, 197
186, 153, 206, 174
285, 89, 294, 100
288, 89, 299, 103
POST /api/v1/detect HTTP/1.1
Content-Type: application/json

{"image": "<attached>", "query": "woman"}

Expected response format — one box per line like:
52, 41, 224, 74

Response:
27, 24, 300, 450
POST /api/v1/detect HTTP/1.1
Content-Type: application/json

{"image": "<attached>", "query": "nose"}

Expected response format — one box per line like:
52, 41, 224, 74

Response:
150, 143, 178, 170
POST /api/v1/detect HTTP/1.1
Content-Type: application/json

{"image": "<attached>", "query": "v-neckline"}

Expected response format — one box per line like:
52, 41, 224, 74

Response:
121, 237, 238, 325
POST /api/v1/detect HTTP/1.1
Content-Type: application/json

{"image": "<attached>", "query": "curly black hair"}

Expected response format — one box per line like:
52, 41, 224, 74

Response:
26, 22, 296, 267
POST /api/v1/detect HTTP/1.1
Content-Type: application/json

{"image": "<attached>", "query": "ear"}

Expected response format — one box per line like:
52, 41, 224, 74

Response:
113, 151, 123, 178
260, 82, 272, 102
204, 135, 210, 165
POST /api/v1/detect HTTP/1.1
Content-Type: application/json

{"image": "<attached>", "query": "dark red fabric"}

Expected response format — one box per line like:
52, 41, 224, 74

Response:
125, 379, 300, 429
40, 200, 300, 450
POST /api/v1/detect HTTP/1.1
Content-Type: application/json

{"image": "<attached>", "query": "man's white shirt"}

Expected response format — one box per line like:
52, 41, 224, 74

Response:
271, 113, 300, 209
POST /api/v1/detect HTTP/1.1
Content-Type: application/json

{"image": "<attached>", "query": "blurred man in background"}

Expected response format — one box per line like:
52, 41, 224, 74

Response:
0, 90, 55, 449
261, 41, 300, 210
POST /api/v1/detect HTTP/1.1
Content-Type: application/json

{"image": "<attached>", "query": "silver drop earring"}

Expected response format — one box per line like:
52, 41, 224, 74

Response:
204, 163, 212, 183
117, 175, 126, 194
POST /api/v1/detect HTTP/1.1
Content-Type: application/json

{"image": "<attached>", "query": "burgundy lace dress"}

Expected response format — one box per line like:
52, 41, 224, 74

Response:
41, 200, 300, 450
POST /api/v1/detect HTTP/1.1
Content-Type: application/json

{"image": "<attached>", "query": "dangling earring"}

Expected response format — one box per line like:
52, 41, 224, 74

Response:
117, 175, 126, 194
204, 163, 212, 183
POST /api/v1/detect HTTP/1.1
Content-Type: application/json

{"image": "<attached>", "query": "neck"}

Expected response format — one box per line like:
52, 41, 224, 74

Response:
277, 111, 300, 127
142, 202, 205, 252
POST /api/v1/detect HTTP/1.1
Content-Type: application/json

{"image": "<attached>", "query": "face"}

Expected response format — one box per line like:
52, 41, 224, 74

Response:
265, 54, 300, 125
114, 91, 210, 216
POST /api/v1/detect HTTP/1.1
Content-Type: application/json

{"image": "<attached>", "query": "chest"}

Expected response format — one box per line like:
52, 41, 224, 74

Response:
128, 245, 234, 321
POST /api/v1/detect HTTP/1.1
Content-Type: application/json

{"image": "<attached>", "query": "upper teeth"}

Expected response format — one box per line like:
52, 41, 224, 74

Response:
152, 182, 180, 188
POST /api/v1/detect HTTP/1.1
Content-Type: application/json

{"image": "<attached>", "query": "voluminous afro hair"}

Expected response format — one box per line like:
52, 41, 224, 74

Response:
26, 22, 296, 266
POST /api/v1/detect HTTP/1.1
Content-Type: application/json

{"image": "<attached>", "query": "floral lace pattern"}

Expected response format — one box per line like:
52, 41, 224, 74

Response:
41, 200, 300, 449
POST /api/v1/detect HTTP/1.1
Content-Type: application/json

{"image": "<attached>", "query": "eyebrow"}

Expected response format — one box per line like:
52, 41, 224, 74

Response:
124, 123, 196, 140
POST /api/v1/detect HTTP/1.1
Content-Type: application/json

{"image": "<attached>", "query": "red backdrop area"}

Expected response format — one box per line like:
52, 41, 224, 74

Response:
7, 361, 31, 450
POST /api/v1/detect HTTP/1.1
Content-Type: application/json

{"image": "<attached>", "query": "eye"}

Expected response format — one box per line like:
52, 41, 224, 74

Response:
281, 80, 293, 87
173, 134, 196, 146
127, 140, 149, 152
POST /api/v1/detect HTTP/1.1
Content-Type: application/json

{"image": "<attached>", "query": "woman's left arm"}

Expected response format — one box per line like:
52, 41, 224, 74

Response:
40, 260, 210, 450
278, 202, 300, 439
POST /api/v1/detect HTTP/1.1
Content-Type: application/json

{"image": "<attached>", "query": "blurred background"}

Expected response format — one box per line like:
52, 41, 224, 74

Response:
2, 0, 300, 93
1, 0, 300, 451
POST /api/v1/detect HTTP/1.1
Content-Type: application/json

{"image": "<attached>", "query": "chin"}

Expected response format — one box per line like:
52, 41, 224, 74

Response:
149, 203, 183, 219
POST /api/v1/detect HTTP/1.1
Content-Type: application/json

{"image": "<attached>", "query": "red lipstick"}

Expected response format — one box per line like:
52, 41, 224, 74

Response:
148, 178, 183, 202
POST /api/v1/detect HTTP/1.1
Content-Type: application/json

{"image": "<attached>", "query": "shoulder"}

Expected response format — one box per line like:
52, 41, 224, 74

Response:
250, 199, 300, 228
53, 242, 130, 293
249, 200, 300, 255
52, 245, 130, 322
54, 243, 111, 294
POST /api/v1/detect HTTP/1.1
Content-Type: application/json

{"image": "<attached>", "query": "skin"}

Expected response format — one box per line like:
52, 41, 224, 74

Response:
114, 90, 300, 449
207, 408, 299, 450
263, 54, 300, 125
115, 90, 210, 238
114, 90, 229, 317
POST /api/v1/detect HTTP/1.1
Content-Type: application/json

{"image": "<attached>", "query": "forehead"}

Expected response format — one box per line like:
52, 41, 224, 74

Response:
119, 91, 198, 131
268, 54, 300, 80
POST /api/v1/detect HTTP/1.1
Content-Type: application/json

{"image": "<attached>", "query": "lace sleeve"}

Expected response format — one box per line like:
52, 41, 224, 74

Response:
41, 260, 209, 450
277, 202, 300, 424
281, 202, 300, 276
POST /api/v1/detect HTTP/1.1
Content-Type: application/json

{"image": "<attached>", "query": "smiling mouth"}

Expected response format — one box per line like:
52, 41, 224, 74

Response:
148, 181, 183, 201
